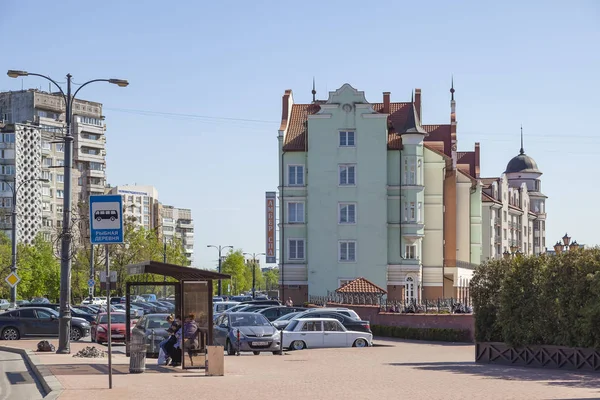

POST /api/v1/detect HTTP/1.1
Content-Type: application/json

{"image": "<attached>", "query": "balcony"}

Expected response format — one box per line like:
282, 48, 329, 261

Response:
78, 135, 105, 148
86, 169, 105, 178
77, 151, 103, 163
494, 217, 501, 226
178, 222, 193, 229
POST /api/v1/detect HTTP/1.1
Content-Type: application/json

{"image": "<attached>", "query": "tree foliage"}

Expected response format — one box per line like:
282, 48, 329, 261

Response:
218, 250, 269, 296
471, 248, 600, 349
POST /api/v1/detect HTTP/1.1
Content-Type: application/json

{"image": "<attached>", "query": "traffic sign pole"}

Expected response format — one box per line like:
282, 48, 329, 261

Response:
89, 244, 95, 300
106, 243, 113, 389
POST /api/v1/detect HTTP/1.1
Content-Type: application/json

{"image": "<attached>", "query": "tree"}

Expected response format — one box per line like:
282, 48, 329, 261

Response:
264, 268, 279, 291
220, 250, 248, 295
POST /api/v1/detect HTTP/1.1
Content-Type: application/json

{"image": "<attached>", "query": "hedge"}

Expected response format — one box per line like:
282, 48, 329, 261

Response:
371, 324, 471, 343
471, 247, 600, 350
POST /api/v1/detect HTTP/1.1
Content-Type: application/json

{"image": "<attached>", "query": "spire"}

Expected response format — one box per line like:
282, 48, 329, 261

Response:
450, 75, 455, 101
520, 125, 524, 155
401, 101, 427, 135
311, 77, 316, 103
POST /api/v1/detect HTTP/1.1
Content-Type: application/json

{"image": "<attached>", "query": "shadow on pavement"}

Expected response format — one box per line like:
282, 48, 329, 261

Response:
43, 364, 201, 376
389, 361, 600, 390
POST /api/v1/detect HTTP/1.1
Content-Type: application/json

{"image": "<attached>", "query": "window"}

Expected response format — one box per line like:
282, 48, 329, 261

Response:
409, 202, 416, 221
2, 133, 15, 143
339, 203, 356, 224
405, 276, 415, 302
19, 309, 36, 319
324, 320, 343, 331
42, 187, 50, 196
339, 241, 356, 262
339, 131, 355, 147
41, 171, 51, 181
143, 206, 149, 214
404, 158, 416, 185
36, 310, 53, 319
57, 190, 64, 199
2, 197, 12, 208
503, 229, 507, 239
301, 321, 322, 332
89, 162, 103, 171
42, 140, 51, 150
287, 202, 304, 223
57, 175, 64, 183
288, 165, 304, 186
417, 202, 422, 222
417, 158, 422, 184
288, 239, 305, 260
339, 164, 356, 186
42, 157, 52, 167
405, 245, 416, 259
56, 159, 64, 167
56, 143, 64, 152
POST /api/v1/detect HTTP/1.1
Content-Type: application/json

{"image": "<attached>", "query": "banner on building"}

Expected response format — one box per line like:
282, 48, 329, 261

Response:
265, 192, 276, 263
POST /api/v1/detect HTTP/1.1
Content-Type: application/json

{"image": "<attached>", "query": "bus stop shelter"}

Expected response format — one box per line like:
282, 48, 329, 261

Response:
124, 260, 230, 370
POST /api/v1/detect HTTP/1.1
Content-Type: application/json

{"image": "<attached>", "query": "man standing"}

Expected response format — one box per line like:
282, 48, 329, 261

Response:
285, 297, 293, 307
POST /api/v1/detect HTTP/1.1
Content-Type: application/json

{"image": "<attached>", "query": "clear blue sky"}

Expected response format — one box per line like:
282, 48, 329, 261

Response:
2, 1, 599, 268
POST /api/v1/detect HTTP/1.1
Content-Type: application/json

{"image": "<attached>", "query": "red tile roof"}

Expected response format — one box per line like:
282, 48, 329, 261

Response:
423, 124, 452, 156
457, 151, 476, 178
335, 277, 387, 294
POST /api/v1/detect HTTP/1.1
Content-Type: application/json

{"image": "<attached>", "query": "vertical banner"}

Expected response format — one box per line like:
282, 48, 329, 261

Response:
265, 192, 276, 263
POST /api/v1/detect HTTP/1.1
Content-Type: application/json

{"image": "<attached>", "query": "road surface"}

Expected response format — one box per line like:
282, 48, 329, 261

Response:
0, 350, 45, 400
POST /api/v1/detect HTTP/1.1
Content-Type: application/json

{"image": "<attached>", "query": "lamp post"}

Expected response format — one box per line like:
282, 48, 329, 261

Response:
244, 252, 265, 299
1, 177, 49, 307
207, 244, 233, 296
7, 70, 128, 354
503, 243, 522, 260
553, 233, 578, 254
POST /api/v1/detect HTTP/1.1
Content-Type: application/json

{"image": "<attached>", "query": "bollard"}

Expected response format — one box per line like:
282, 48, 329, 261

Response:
236, 329, 240, 356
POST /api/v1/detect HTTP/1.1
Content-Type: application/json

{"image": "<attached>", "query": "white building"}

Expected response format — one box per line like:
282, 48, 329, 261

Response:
107, 185, 160, 230
481, 135, 547, 259
160, 205, 194, 265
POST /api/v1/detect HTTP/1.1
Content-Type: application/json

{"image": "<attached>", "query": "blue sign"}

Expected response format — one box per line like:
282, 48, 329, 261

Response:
89, 195, 124, 244
87, 279, 95, 287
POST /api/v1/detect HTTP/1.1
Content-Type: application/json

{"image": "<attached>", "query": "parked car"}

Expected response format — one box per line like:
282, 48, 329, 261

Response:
20, 303, 96, 324
230, 295, 253, 302
91, 312, 135, 344
297, 307, 362, 320
111, 304, 143, 318
30, 297, 50, 304
256, 306, 307, 322
0, 299, 10, 311
140, 294, 157, 302
0, 307, 91, 341
152, 301, 175, 312
132, 301, 169, 314
130, 313, 172, 357
214, 312, 282, 356
290, 309, 371, 333
213, 296, 224, 302
237, 304, 273, 313
213, 301, 240, 316
110, 297, 123, 305
282, 318, 372, 350
272, 311, 307, 330
15, 300, 29, 307
238, 299, 281, 306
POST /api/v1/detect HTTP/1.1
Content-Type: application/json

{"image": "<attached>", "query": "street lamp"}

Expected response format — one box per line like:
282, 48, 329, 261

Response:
207, 245, 233, 296
8, 70, 128, 354
554, 233, 578, 254
503, 243, 522, 260
0, 177, 49, 307
243, 252, 265, 299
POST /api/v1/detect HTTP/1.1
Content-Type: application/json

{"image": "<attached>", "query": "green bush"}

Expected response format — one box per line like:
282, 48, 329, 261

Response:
471, 248, 600, 350
371, 324, 471, 342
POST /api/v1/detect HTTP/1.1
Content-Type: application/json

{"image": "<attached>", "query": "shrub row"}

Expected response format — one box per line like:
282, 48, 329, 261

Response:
371, 324, 471, 343
471, 248, 600, 350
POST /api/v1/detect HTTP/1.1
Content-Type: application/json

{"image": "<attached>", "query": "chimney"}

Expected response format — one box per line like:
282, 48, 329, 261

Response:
414, 88, 422, 121
474, 142, 481, 178
383, 92, 390, 114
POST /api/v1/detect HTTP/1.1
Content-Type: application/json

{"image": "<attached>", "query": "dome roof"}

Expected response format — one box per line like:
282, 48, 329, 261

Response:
505, 150, 541, 174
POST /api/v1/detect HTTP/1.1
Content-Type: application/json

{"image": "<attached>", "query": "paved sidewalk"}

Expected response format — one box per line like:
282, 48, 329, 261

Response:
0, 350, 45, 400
2, 339, 600, 400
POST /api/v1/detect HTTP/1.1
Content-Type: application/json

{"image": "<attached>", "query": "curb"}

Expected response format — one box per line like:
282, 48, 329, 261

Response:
0, 345, 63, 399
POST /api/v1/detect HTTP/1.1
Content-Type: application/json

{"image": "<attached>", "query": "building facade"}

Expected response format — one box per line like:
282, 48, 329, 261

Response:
481, 137, 547, 259
277, 84, 482, 304
107, 185, 160, 230
159, 204, 194, 265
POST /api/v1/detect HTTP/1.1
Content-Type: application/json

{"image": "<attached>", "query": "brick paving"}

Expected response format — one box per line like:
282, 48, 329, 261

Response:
3, 338, 600, 400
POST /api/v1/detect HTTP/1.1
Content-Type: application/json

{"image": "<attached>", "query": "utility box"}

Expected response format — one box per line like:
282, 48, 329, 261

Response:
205, 346, 224, 376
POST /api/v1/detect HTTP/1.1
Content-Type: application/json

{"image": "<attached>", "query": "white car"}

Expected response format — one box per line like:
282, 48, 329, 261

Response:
213, 301, 239, 315
282, 318, 372, 350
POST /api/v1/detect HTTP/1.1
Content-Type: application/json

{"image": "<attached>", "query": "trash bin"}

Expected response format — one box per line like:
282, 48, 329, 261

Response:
129, 333, 147, 373
206, 346, 224, 376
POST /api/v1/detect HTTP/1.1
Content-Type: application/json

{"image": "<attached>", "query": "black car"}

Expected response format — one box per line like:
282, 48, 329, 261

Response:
20, 303, 96, 323
239, 299, 280, 306
289, 311, 371, 333
256, 306, 307, 322
237, 305, 273, 313
0, 307, 91, 341
132, 301, 169, 314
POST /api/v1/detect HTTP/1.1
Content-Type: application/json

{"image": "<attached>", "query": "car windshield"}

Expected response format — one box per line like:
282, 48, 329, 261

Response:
72, 307, 90, 314
276, 311, 301, 321
98, 314, 126, 324
226, 305, 248, 313
230, 314, 271, 327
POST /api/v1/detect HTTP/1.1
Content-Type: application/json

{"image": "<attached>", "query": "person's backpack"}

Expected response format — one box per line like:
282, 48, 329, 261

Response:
37, 340, 55, 352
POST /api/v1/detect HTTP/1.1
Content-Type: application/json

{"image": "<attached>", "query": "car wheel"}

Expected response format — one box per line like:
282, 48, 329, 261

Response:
226, 340, 236, 356
70, 327, 83, 341
353, 338, 368, 348
1, 327, 20, 340
291, 340, 306, 350
253, 351, 260, 355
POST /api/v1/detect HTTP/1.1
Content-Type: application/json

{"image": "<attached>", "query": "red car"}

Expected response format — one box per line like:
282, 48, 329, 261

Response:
91, 312, 135, 344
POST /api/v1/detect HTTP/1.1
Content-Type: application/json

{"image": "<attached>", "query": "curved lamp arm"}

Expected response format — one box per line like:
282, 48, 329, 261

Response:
71, 79, 110, 107
21, 72, 68, 103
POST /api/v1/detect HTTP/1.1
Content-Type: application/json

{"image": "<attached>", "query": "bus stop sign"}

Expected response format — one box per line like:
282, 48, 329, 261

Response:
89, 195, 124, 244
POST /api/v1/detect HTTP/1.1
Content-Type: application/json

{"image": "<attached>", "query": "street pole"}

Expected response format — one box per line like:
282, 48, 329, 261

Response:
162, 236, 167, 297
89, 244, 94, 300
6, 70, 128, 354
105, 244, 113, 389
9, 183, 17, 308
207, 244, 233, 297
244, 252, 265, 300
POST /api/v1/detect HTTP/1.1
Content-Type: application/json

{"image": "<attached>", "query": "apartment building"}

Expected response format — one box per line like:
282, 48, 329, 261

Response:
276, 83, 482, 304
106, 185, 160, 230
159, 204, 194, 265
0, 89, 107, 241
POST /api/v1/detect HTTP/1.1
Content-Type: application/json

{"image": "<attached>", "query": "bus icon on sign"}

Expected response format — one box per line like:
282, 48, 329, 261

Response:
94, 210, 119, 222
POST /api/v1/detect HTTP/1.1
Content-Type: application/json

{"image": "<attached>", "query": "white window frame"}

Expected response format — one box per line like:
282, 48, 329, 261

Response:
338, 164, 356, 186
409, 202, 416, 221
288, 165, 304, 186
405, 276, 416, 302
339, 131, 355, 147
404, 157, 416, 185
56, 174, 64, 183
56, 190, 64, 199
338, 240, 357, 262
288, 239, 305, 261
405, 244, 417, 259
338, 203, 356, 224
287, 201, 305, 224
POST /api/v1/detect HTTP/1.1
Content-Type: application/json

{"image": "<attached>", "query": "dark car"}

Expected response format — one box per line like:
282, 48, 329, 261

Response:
237, 305, 273, 313
110, 297, 123, 305
214, 312, 282, 356
291, 310, 371, 333
20, 303, 96, 323
256, 306, 307, 322
130, 313, 171, 357
132, 301, 169, 314
238, 299, 280, 306
0, 307, 91, 341
272, 311, 306, 330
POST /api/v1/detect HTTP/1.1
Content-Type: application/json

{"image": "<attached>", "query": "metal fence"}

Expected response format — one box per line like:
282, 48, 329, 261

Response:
308, 293, 472, 314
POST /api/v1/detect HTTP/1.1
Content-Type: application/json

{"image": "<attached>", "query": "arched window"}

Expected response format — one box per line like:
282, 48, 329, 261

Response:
405, 276, 415, 302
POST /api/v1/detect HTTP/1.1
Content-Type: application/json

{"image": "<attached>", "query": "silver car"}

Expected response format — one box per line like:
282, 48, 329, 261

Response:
213, 312, 282, 355
0, 299, 9, 311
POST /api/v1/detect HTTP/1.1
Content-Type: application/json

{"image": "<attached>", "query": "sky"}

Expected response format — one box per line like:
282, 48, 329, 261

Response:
1, 0, 599, 268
